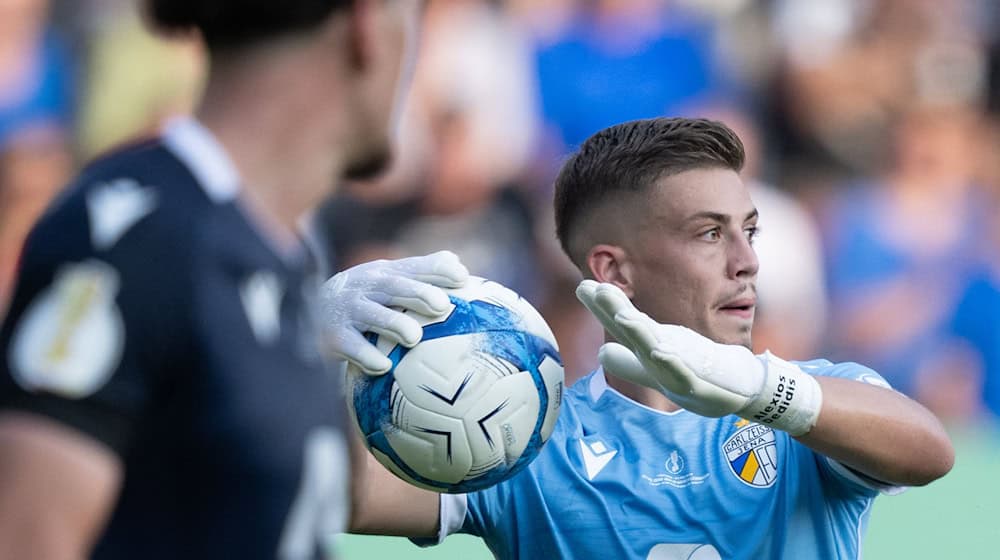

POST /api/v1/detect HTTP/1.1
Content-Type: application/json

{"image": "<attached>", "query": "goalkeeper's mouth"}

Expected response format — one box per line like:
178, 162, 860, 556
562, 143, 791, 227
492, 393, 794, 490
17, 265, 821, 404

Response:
717, 298, 756, 320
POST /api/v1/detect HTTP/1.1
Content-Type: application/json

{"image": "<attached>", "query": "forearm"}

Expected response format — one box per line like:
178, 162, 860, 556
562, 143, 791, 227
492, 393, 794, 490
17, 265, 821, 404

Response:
348, 430, 441, 537
0, 514, 88, 560
795, 377, 954, 486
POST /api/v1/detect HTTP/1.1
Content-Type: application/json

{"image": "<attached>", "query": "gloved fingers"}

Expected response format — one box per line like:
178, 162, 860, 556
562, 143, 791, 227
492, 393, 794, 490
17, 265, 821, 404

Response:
599, 342, 660, 391
646, 349, 696, 395
591, 281, 633, 311
322, 271, 350, 299
602, 343, 697, 404
372, 275, 455, 317
327, 329, 393, 375
385, 251, 469, 288
574, 280, 596, 312
575, 280, 604, 320
575, 280, 628, 341
387, 292, 451, 318
354, 301, 424, 347
594, 283, 662, 350
595, 293, 662, 359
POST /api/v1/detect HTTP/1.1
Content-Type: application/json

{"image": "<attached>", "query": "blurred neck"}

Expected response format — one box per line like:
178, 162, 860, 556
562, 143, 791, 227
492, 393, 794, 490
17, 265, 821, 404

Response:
196, 45, 347, 238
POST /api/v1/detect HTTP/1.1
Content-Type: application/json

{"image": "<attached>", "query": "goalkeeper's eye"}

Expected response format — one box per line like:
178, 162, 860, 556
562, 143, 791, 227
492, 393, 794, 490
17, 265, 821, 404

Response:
698, 227, 722, 242
744, 226, 760, 245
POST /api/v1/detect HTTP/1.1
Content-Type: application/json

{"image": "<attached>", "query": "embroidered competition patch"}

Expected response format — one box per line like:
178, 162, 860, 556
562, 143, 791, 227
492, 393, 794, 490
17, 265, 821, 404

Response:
9, 260, 125, 398
642, 448, 710, 488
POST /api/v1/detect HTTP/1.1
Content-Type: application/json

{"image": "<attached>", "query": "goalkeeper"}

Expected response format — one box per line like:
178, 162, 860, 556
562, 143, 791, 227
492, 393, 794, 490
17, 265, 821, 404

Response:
349, 117, 954, 559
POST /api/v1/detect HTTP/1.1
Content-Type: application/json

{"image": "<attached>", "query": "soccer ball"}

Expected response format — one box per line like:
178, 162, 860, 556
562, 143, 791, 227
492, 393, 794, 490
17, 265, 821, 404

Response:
346, 276, 564, 493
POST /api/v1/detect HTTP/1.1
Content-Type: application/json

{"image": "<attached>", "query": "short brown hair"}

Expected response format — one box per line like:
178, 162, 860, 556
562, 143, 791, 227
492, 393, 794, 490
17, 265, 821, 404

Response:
553, 117, 745, 266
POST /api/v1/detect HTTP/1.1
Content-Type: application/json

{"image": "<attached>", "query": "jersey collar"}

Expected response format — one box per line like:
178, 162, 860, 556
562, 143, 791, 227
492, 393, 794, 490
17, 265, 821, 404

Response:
161, 116, 318, 268
590, 367, 688, 416
589, 367, 610, 401
162, 116, 241, 204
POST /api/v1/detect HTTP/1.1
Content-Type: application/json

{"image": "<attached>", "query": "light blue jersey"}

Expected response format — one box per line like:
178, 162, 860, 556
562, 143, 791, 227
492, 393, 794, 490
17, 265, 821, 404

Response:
429, 360, 901, 560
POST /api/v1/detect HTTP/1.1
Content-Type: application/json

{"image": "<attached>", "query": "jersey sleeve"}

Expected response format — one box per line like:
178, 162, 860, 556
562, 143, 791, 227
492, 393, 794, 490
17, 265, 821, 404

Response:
409, 475, 503, 547
408, 493, 470, 547
0, 178, 187, 457
795, 359, 907, 497
410, 445, 521, 549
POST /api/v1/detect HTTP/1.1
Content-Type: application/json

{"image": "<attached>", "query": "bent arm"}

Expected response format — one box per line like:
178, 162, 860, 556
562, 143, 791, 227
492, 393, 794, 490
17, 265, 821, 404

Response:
796, 376, 954, 486
0, 412, 122, 560
348, 433, 442, 538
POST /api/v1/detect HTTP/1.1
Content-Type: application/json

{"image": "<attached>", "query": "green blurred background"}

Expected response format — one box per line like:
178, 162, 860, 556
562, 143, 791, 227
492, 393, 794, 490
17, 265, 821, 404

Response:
337, 425, 1000, 559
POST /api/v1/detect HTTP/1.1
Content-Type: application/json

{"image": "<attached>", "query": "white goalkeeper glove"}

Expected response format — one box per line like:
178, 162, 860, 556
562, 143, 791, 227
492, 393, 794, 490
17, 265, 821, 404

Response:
320, 250, 469, 375
576, 280, 822, 436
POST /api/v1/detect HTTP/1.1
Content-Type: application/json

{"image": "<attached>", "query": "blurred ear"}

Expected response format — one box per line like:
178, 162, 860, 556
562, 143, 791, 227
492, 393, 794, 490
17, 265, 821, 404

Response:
586, 244, 635, 298
344, 0, 378, 73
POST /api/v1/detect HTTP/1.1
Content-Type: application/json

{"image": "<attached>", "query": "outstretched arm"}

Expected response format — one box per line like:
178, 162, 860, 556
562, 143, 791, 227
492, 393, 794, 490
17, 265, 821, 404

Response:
348, 431, 442, 537
321, 251, 468, 536
577, 280, 954, 487
798, 376, 952, 486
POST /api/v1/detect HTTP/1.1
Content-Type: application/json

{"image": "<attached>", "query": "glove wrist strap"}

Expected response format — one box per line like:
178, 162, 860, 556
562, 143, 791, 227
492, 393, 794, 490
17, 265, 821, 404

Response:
739, 351, 823, 436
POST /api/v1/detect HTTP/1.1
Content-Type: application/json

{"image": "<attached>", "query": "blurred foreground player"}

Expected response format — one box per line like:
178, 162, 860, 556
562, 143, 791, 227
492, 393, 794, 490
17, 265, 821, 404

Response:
0, 1, 470, 559
348, 118, 954, 559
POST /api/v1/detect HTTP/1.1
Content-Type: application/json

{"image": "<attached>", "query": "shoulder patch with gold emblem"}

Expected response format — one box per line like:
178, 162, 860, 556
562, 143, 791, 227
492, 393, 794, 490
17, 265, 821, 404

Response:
8, 260, 125, 398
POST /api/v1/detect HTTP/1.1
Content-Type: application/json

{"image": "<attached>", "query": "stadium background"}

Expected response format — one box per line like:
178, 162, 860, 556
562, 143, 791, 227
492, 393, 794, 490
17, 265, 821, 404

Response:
1, 0, 997, 557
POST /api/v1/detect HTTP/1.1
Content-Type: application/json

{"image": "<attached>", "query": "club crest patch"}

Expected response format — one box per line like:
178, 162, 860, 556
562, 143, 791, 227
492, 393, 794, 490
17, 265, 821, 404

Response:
9, 260, 124, 398
723, 422, 778, 488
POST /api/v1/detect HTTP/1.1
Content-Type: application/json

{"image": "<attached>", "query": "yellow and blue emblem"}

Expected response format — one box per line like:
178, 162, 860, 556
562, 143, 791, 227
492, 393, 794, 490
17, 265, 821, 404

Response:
723, 420, 778, 488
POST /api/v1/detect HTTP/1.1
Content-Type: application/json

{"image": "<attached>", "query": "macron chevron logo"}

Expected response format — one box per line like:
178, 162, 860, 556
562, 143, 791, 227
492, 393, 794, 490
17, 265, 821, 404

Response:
240, 271, 284, 345
86, 178, 158, 251
579, 436, 618, 481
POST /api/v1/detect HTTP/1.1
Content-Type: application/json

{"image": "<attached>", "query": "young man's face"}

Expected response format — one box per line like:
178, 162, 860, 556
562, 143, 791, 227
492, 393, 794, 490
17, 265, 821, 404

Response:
627, 167, 760, 348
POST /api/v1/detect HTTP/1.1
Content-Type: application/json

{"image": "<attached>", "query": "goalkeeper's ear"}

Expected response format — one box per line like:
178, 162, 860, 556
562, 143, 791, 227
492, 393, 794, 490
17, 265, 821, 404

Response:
586, 243, 635, 299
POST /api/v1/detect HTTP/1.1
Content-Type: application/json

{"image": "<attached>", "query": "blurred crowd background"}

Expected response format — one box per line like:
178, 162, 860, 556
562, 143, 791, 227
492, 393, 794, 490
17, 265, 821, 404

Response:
6, 0, 997, 427
2, 0, 998, 556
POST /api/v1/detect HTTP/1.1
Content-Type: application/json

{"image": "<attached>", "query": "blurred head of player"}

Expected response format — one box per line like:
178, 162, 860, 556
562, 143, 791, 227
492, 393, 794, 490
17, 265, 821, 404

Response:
554, 117, 759, 348
146, 0, 422, 182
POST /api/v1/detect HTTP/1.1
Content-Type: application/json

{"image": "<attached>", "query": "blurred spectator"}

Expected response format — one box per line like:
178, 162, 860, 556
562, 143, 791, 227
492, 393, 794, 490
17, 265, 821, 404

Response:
754, 0, 998, 421
531, 0, 726, 155
503, 0, 577, 43
317, 0, 543, 300
748, 179, 828, 360
947, 250, 1000, 421
819, 101, 990, 419
74, 0, 204, 158
688, 102, 829, 360
0, 0, 74, 142
0, 0, 75, 316
945, 34, 1000, 422
767, 0, 991, 200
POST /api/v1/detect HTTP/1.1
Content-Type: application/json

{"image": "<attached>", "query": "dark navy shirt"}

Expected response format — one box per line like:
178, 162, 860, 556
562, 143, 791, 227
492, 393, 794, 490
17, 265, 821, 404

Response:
0, 118, 350, 559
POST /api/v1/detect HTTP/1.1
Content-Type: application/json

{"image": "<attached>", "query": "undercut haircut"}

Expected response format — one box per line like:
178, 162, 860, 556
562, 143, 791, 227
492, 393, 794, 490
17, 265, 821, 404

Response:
553, 117, 746, 267
146, 0, 351, 51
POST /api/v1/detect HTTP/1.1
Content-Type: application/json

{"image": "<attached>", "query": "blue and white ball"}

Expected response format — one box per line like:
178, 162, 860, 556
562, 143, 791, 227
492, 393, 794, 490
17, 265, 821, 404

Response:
347, 276, 564, 493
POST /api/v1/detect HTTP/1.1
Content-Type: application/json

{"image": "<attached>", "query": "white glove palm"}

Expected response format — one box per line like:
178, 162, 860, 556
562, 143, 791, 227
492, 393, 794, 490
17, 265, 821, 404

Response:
321, 251, 468, 375
576, 280, 822, 436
